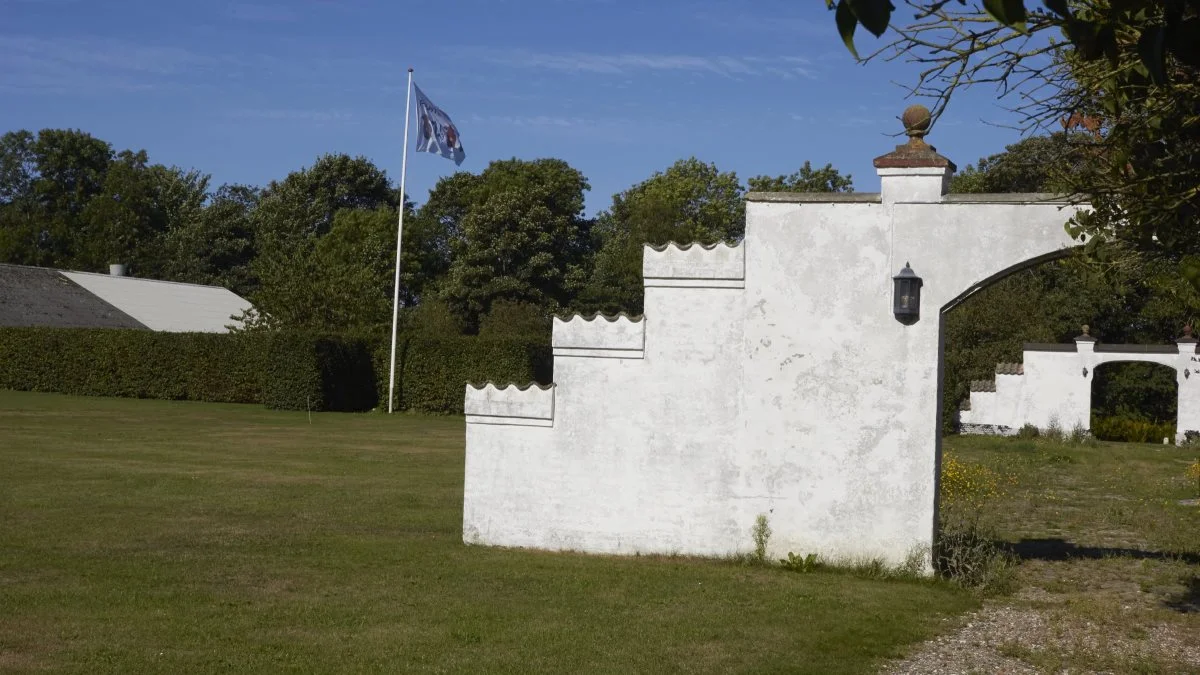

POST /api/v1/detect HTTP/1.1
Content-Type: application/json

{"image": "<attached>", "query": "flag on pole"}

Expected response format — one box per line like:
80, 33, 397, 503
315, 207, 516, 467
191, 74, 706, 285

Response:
413, 83, 465, 166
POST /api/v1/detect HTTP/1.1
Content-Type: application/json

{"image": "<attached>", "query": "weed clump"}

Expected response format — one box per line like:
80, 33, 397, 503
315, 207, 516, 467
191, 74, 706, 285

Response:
938, 452, 1017, 593
751, 514, 771, 565
941, 456, 1006, 512
934, 519, 1017, 594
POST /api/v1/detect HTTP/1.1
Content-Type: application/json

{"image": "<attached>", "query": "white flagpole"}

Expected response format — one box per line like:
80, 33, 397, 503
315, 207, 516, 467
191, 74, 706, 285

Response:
387, 67, 414, 414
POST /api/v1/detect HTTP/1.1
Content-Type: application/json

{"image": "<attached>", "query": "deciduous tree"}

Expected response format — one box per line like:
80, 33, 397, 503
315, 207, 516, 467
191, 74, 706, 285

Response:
830, 0, 1200, 285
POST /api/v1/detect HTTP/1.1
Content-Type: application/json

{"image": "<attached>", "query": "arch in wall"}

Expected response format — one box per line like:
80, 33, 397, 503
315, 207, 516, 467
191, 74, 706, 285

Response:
953, 324, 1199, 441
1090, 360, 1179, 439
935, 247, 1079, 443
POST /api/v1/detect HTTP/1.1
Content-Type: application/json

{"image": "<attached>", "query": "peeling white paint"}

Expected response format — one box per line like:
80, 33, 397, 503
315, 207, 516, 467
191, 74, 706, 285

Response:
463, 151, 1087, 569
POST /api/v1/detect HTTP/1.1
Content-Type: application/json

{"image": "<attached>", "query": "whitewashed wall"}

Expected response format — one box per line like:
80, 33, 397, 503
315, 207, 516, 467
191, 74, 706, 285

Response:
961, 339, 1200, 442
463, 155, 1087, 568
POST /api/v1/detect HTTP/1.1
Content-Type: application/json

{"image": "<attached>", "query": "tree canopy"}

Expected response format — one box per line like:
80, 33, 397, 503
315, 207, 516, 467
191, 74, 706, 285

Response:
830, 0, 1200, 286
0, 125, 860, 335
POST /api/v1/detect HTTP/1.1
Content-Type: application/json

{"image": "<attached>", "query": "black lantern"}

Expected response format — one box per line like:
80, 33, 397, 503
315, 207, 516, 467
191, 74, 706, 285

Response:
893, 262, 922, 325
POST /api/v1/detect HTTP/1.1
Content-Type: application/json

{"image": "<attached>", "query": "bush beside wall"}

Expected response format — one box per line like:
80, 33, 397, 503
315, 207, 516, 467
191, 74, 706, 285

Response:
0, 327, 550, 414
396, 337, 552, 414
1090, 416, 1176, 444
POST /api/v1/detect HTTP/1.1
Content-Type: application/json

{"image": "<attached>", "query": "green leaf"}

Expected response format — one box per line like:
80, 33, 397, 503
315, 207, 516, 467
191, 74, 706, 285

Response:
1181, 257, 1200, 293
1136, 26, 1167, 85
1043, 0, 1070, 18
1003, 0, 1028, 32
836, 0, 860, 59
1067, 20, 1103, 60
848, 0, 894, 38
1099, 25, 1119, 65
983, 0, 1009, 24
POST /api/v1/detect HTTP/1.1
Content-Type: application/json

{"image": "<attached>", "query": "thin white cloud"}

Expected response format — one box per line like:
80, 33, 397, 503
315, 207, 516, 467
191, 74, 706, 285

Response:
468, 48, 815, 79
0, 35, 215, 92
0, 35, 212, 75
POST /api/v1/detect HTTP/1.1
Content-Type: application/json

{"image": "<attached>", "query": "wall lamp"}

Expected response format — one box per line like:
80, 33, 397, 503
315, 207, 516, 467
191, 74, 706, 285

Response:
893, 262, 922, 325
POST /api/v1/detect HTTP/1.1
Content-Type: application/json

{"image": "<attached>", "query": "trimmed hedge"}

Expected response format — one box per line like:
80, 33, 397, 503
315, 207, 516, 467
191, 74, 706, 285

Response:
393, 337, 552, 414
0, 327, 550, 414
263, 332, 377, 412
0, 327, 267, 403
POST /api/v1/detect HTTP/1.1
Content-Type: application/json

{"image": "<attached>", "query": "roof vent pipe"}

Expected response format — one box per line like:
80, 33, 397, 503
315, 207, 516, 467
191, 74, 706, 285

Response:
109, 264, 127, 277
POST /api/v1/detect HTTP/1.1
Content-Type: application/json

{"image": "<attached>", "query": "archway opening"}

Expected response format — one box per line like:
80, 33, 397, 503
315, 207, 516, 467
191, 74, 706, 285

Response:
933, 252, 1199, 627
1090, 361, 1178, 443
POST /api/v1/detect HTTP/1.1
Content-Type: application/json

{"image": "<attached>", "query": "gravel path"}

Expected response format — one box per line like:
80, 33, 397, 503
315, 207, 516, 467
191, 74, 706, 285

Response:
881, 584, 1200, 674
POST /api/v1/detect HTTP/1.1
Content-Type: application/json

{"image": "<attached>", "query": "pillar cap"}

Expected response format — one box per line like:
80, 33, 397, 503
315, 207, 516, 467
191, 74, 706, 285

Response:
873, 104, 957, 171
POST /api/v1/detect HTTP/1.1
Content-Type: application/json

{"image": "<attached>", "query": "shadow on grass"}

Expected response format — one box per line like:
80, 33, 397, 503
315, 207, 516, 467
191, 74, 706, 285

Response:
1005, 538, 1200, 565
1166, 576, 1200, 614
1008, 538, 1200, 614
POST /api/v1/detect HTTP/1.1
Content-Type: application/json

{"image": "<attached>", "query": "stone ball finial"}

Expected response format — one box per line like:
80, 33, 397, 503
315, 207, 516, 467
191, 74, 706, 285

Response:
1185, 325, 1194, 338
1081, 324, 1090, 336
902, 104, 932, 139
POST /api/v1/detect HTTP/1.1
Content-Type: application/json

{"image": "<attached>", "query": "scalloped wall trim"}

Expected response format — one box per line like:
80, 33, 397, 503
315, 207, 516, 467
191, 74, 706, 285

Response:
465, 381, 554, 391
553, 312, 646, 352
643, 238, 745, 282
552, 312, 644, 323
464, 382, 555, 421
644, 240, 742, 253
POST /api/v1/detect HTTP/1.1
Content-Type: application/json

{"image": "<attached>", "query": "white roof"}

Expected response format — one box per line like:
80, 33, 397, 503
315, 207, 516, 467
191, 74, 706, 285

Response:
61, 271, 252, 333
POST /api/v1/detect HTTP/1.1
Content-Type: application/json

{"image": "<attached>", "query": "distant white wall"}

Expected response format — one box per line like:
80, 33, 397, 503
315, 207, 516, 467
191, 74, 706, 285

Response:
961, 340, 1200, 442
463, 147, 1086, 568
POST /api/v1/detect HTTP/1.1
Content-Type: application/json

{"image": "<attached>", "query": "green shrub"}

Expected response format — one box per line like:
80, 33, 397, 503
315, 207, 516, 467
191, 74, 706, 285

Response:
1043, 417, 1065, 442
262, 332, 377, 412
1066, 423, 1095, 446
750, 514, 772, 565
1017, 423, 1040, 439
779, 552, 822, 573
0, 327, 268, 403
935, 517, 1018, 594
477, 299, 551, 340
394, 337, 552, 414
403, 299, 465, 336
0, 327, 550, 415
1090, 416, 1175, 444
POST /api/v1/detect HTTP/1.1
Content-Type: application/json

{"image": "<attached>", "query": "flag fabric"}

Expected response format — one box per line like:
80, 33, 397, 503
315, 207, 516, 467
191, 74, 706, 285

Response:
413, 83, 465, 166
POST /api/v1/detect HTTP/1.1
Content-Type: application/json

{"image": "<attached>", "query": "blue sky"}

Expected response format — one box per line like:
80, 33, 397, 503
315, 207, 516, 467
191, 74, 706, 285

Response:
2, 0, 1037, 215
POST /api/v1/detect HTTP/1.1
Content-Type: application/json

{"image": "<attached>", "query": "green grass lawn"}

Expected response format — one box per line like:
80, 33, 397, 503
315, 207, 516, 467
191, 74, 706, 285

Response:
944, 433, 1200, 557
0, 391, 977, 674
942, 434, 1200, 673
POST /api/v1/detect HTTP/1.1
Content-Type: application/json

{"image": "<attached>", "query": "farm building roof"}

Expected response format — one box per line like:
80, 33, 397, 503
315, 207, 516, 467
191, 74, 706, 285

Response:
0, 264, 252, 333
